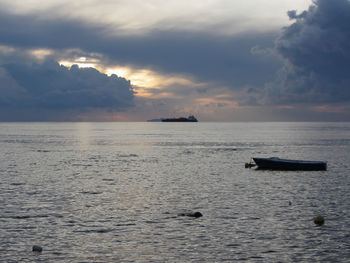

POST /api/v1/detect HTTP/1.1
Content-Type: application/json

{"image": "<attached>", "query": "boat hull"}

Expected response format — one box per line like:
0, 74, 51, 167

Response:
162, 118, 197, 122
253, 157, 327, 171
162, 119, 197, 122
161, 115, 198, 122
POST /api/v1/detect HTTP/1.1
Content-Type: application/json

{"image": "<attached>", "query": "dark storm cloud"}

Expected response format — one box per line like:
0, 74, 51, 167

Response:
0, 61, 134, 110
0, 10, 281, 89
0, 11, 106, 50
126, 31, 281, 88
0, 11, 137, 118
270, 0, 350, 104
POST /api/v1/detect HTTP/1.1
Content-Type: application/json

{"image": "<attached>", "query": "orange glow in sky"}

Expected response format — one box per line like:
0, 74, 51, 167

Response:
59, 59, 97, 69
58, 61, 203, 99
106, 66, 203, 98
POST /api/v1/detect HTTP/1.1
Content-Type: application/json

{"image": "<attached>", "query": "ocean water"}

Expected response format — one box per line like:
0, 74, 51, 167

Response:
0, 122, 349, 262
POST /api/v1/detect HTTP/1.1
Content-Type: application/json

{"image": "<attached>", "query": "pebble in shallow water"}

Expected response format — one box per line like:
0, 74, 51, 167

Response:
32, 245, 43, 252
314, 216, 325, 226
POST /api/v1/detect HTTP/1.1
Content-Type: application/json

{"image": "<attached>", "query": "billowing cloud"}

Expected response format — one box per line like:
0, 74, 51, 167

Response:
269, 0, 350, 104
0, 61, 134, 120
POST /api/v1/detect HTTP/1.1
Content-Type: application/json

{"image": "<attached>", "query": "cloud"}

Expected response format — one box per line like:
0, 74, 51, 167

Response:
269, 0, 350, 104
0, 0, 311, 35
110, 30, 281, 88
0, 60, 134, 120
0, 11, 107, 50
1, 0, 348, 121
0, 8, 283, 90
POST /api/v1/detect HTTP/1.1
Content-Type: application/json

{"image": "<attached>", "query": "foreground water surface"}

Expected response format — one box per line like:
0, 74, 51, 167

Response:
0, 122, 349, 262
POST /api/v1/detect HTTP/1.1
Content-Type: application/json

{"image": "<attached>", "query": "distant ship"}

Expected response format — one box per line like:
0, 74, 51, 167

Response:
161, 115, 198, 122
147, 118, 163, 122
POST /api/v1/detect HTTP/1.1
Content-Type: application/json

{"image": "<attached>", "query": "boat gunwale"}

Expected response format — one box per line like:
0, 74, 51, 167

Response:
254, 157, 326, 165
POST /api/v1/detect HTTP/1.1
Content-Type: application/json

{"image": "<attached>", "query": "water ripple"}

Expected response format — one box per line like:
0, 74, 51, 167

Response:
0, 122, 349, 262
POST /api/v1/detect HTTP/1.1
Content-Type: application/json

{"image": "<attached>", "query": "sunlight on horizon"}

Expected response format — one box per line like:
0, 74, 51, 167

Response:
59, 60, 97, 69
58, 60, 201, 98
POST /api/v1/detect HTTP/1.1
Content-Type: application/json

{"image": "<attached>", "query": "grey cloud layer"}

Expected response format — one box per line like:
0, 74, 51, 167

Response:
0, 12, 137, 119
271, 0, 350, 104
0, 10, 281, 88
0, 61, 134, 110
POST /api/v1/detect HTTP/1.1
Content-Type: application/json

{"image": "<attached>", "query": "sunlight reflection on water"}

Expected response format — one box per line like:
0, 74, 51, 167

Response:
0, 122, 349, 262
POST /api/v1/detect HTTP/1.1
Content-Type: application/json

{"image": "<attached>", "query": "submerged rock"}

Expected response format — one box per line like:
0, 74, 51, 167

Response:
314, 215, 325, 226
178, 212, 203, 218
32, 245, 43, 252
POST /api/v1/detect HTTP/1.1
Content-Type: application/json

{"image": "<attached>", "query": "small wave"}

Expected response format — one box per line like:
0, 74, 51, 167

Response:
209, 148, 243, 153
1, 139, 33, 144
217, 148, 239, 151
115, 223, 137, 227
144, 220, 162, 224
12, 215, 31, 219
261, 250, 277, 254
80, 191, 103, 195
249, 256, 264, 259
26, 191, 40, 195
88, 156, 101, 160
51, 213, 64, 218
73, 228, 115, 234
226, 243, 240, 248
10, 182, 25, 186
72, 164, 93, 167
222, 216, 238, 220
118, 154, 138, 158
241, 216, 260, 221
8, 214, 50, 219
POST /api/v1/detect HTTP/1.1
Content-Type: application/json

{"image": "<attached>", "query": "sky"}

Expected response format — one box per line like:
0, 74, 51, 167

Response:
0, 0, 349, 121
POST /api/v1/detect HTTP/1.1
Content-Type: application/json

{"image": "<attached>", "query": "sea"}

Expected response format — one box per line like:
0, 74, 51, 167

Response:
0, 122, 349, 262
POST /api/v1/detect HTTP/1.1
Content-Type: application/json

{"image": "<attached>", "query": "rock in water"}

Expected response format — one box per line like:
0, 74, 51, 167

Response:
32, 245, 43, 252
314, 216, 325, 226
178, 212, 203, 218
190, 212, 203, 218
